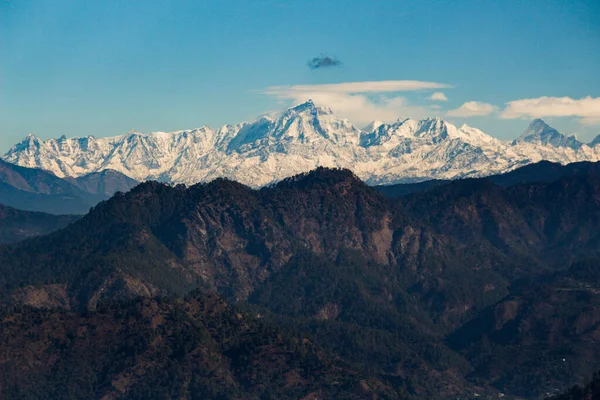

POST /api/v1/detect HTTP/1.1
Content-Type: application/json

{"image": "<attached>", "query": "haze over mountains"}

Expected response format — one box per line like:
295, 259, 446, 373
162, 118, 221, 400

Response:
4, 101, 600, 187
0, 159, 138, 214
0, 204, 79, 244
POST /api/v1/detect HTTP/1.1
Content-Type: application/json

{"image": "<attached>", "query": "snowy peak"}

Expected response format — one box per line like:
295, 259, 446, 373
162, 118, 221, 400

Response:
18, 133, 45, 149
358, 117, 500, 149
458, 124, 501, 145
284, 99, 332, 116
362, 121, 385, 133
514, 119, 583, 149
414, 117, 451, 142
261, 100, 359, 146
3, 105, 600, 188
589, 134, 600, 147
225, 101, 354, 153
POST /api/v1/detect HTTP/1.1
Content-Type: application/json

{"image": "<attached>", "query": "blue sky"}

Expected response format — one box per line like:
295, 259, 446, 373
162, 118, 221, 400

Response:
2, 0, 599, 151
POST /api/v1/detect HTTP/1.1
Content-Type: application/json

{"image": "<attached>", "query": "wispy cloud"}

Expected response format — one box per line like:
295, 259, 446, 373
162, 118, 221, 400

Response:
429, 92, 448, 101
500, 96, 600, 125
263, 80, 451, 125
307, 54, 342, 69
265, 80, 451, 95
447, 101, 497, 117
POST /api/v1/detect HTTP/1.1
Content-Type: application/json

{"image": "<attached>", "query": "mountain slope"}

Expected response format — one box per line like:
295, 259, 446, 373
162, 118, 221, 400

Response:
396, 162, 600, 268
2, 165, 600, 398
0, 292, 397, 400
0, 159, 95, 214
512, 119, 583, 149
5, 102, 600, 187
2, 163, 598, 318
0, 168, 511, 319
0, 159, 138, 214
0, 168, 513, 398
0, 158, 86, 196
68, 169, 140, 198
376, 160, 600, 198
449, 261, 600, 398
0, 204, 79, 244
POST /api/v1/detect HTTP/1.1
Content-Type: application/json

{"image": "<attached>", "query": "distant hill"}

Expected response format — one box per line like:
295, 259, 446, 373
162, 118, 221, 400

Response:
67, 169, 140, 199
0, 204, 79, 244
0, 159, 138, 214
376, 160, 600, 198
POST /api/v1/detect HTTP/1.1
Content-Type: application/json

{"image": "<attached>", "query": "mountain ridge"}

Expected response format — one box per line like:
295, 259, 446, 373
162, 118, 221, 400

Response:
0, 203, 80, 244
5, 102, 600, 187
0, 159, 139, 214
2, 163, 600, 397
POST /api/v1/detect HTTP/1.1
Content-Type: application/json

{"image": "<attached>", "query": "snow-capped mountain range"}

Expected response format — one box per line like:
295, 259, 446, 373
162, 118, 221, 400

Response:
4, 100, 600, 187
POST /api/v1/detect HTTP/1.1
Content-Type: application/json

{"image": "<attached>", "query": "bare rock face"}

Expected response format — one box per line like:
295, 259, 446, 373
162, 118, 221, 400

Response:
87, 275, 161, 311
11, 284, 71, 309
493, 300, 520, 330
315, 303, 340, 321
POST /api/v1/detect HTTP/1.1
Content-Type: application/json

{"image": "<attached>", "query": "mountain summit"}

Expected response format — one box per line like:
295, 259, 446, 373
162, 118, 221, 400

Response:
513, 118, 583, 149
4, 105, 600, 186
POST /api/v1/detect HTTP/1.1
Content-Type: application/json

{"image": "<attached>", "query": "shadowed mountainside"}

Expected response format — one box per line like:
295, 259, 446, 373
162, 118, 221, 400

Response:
2, 163, 600, 398
0, 292, 400, 400
0, 159, 138, 214
0, 204, 80, 244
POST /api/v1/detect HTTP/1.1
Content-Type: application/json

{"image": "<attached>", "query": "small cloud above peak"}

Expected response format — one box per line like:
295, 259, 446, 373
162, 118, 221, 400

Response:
307, 54, 342, 69
429, 92, 448, 101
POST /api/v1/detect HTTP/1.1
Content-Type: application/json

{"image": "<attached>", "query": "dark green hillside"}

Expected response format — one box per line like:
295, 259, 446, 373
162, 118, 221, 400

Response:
0, 292, 399, 400
0, 203, 79, 244
1, 164, 600, 398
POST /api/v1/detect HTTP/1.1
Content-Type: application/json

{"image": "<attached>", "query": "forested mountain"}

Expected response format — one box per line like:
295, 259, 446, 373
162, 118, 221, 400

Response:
0, 204, 79, 244
547, 370, 600, 400
449, 261, 600, 398
0, 292, 398, 400
1, 162, 600, 398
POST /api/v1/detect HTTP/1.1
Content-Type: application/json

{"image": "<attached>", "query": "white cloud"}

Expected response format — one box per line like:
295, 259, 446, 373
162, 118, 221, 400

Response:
446, 101, 497, 117
429, 92, 448, 101
500, 96, 600, 125
262, 80, 450, 126
264, 80, 452, 96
